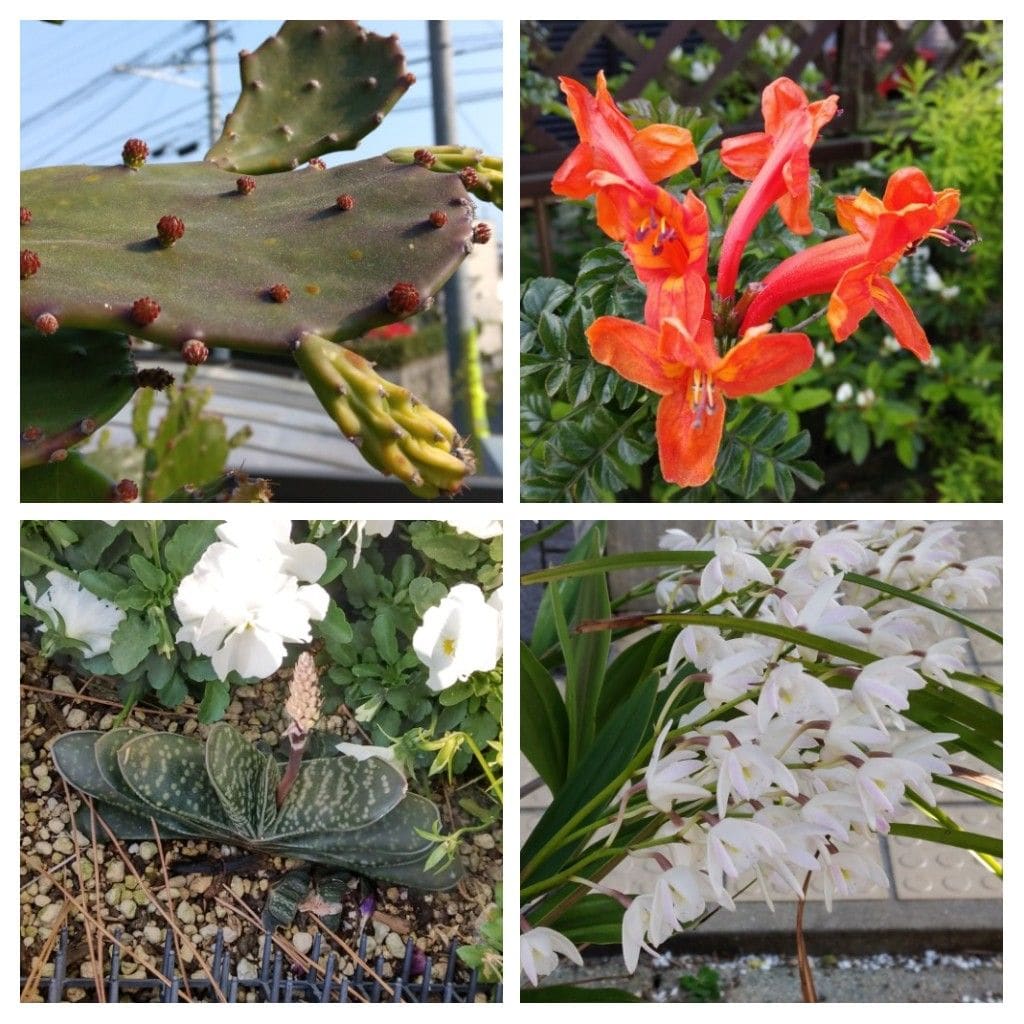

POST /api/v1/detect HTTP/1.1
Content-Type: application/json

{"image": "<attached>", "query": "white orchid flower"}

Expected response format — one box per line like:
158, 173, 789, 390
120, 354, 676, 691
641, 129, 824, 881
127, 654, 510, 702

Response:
520, 926, 582, 986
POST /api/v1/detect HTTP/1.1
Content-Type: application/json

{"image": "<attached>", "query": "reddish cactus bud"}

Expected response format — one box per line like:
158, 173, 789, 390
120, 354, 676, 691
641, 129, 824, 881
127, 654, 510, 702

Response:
20, 207, 31, 226
135, 367, 175, 390
268, 283, 291, 303
386, 282, 420, 315
80, 418, 97, 435
181, 338, 209, 365
22, 426, 43, 442
49, 448, 68, 463
336, 194, 355, 211
122, 138, 149, 169
21, 249, 40, 279
156, 214, 185, 247
459, 166, 479, 188
400, 72, 417, 87
236, 175, 256, 195
428, 210, 447, 228
472, 222, 492, 244
112, 479, 139, 502
413, 148, 436, 168
307, 157, 326, 170
34, 313, 59, 335
130, 297, 161, 326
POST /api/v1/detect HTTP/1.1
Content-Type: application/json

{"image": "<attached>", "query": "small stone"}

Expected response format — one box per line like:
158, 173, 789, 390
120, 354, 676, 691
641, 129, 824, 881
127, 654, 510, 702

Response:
118, 899, 137, 920
230, 877, 246, 898
237, 958, 258, 981
176, 901, 196, 925
138, 841, 158, 862
106, 860, 125, 883
52, 675, 76, 696
222, 926, 238, 943
33, 894, 51, 908
190, 875, 213, 895
52, 835, 74, 856
37, 775, 52, 793
292, 931, 313, 956
38, 903, 62, 925
64, 708, 88, 729
473, 832, 495, 850
384, 932, 406, 959
35, 841, 52, 857
144, 924, 163, 944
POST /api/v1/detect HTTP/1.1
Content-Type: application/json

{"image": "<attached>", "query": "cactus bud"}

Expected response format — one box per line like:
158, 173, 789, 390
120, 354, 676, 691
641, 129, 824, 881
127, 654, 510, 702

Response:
413, 148, 436, 168
156, 214, 185, 247
130, 297, 161, 326
236, 175, 257, 195
307, 157, 326, 170
22, 426, 42, 442
400, 72, 416, 88
20, 207, 31, 226
49, 448, 68, 463
181, 338, 209, 365
121, 138, 149, 169
459, 166, 479, 189
428, 210, 448, 228
80, 418, 97, 435
112, 479, 139, 502
34, 313, 59, 335
21, 249, 41, 279
268, 284, 291, 303
386, 282, 420, 315
472, 223, 492, 244
136, 367, 175, 391
336, 194, 355, 211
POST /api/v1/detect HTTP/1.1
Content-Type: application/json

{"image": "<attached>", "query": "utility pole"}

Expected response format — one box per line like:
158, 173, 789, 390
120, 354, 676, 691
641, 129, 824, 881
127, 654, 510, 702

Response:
428, 21, 476, 443
204, 20, 221, 147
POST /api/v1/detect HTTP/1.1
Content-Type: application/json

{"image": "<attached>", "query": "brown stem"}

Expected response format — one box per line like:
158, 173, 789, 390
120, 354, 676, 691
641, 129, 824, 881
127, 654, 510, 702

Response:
796, 871, 818, 1003
276, 743, 304, 809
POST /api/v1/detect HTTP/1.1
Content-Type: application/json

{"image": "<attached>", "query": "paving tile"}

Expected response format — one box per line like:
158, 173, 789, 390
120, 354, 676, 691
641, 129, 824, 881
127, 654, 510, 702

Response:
889, 804, 1002, 900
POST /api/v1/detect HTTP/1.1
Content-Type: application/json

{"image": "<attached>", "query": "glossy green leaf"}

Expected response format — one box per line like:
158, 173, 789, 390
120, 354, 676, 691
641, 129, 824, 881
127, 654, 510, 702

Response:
520, 641, 569, 793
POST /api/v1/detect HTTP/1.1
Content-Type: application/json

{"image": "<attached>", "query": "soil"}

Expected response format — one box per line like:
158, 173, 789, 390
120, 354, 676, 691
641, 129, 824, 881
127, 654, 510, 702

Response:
19, 640, 502, 1002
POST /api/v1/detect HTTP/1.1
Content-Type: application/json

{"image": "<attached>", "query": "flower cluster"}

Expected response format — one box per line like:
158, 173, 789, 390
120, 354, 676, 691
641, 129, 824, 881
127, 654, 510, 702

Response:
174, 520, 329, 681
553, 75, 970, 486
521, 521, 1000, 984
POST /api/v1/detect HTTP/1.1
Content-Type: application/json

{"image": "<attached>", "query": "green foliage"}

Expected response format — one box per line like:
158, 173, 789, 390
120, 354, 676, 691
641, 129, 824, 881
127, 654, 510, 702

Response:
456, 884, 503, 982
678, 966, 723, 1002
51, 724, 459, 889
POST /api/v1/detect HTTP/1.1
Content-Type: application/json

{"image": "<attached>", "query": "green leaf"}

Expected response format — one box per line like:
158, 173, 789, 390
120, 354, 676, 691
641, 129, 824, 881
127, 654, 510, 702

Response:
198, 679, 230, 724
109, 613, 160, 674
184, 656, 219, 682
522, 278, 572, 323
521, 673, 658, 884
552, 893, 625, 945
316, 601, 353, 648
409, 577, 448, 616
128, 553, 167, 593
156, 673, 189, 708
520, 642, 569, 794
521, 986, 643, 1003
142, 649, 174, 691
888, 823, 1002, 859
371, 607, 399, 664
163, 521, 218, 578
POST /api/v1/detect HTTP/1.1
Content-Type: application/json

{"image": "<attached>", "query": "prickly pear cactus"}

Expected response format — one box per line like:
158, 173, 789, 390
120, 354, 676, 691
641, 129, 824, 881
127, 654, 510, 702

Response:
52, 724, 460, 890
20, 19, 502, 500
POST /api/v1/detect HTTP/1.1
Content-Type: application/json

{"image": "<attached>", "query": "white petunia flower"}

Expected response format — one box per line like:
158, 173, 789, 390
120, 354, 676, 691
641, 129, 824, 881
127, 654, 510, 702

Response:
174, 533, 329, 682
486, 586, 504, 657
25, 571, 125, 658
338, 520, 395, 567
520, 926, 583, 986
413, 583, 501, 691
442, 516, 503, 539
215, 519, 327, 581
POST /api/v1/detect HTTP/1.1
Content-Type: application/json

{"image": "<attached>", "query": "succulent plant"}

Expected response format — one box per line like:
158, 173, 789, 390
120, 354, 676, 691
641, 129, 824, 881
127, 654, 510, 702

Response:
20, 20, 503, 500
52, 723, 460, 891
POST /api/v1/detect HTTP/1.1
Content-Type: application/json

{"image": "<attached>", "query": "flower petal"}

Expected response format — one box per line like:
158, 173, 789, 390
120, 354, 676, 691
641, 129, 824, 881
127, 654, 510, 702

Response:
828, 263, 876, 341
715, 330, 814, 397
870, 276, 932, 361
656, 388, 725, 487
719, 131, 772, 180
587, 316, 675, 395
632, 123, 697, 181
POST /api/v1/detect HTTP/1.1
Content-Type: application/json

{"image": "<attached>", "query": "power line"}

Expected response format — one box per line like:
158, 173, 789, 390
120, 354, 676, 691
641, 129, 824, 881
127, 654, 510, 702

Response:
67, 102, 207, 164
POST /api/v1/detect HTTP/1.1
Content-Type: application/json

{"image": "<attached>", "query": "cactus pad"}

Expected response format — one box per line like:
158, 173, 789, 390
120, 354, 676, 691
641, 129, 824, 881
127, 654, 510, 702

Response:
21, 327, 140, 468
20, 157, 475, 353
21, 453, 119, 501
52, 725, 460, 890
207, 22, 413, 174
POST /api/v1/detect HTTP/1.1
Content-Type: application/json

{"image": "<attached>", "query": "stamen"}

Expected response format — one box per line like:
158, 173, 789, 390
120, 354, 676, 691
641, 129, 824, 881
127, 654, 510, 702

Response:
929, 219, 981, 253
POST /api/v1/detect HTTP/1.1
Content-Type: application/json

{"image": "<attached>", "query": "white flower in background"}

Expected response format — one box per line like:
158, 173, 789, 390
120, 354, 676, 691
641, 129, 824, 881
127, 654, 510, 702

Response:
339, 520, 395, 567
704, 818, 793, 906
520, 926, 582, 986
659, 528, 699, 551
851, 656, 925, 731
25, 571, 125, 658
835, 381, 854, 403
413, 583, 500, 691
174, 529, 329, 681
442, 516, 502, 539
816, 340, 835, 367
918, 636, 968, 685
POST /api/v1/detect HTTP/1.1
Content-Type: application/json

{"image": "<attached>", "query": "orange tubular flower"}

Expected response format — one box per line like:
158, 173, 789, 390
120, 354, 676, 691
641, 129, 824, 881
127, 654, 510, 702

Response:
741, 167, 962, 361
717, 78, 839, 298
552, 73, 698, 240
586, 283, 814, 487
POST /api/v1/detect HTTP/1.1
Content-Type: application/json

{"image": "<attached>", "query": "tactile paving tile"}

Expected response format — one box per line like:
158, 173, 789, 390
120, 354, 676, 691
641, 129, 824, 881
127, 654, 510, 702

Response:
889, 804, 1002, 899
733, 831, 892, 903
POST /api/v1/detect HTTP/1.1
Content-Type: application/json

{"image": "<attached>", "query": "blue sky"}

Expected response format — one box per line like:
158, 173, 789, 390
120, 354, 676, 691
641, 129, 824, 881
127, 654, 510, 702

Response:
21, 20, 502, 221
